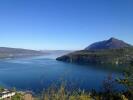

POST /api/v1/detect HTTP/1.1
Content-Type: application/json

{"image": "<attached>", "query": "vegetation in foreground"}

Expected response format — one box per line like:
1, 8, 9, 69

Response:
11, 93, 24, 100
40, 77, 132, 100
1, 63, 132, 100
40, 63, 132, 100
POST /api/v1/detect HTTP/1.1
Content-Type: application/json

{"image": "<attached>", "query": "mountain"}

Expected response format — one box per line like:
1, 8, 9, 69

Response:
56, 38, 133, 65
0, 47, 45, 59
85, 37, 131, 50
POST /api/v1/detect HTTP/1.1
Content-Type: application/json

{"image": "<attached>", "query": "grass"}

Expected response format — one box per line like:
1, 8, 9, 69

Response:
11, 93, 24, 100
40, 84, 131, 100
8, 80, 132, 100
42, 85, 93, 100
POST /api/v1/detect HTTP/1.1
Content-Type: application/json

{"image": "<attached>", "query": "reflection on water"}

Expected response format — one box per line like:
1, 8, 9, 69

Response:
0, 54, 122, 93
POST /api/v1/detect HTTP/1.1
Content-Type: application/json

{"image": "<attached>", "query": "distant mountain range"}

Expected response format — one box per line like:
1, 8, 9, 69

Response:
0, 47, 72, 59
85, 37, 131, 50
0, 47, 45, 59
56, 38, 133, 66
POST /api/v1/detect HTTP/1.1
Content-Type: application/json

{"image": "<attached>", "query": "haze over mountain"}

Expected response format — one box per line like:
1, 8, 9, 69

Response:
85, 37, 131, 50
0, 47, 73, 59
0, 47, 45, 58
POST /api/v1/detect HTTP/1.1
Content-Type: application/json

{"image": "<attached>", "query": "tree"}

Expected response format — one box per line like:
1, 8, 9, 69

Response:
117, 62, 133, 99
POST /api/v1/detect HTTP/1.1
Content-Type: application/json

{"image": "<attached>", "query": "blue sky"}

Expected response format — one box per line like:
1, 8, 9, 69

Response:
0, 0, 133, 50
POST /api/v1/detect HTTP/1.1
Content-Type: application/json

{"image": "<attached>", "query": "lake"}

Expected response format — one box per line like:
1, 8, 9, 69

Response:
0, 54, 122, 93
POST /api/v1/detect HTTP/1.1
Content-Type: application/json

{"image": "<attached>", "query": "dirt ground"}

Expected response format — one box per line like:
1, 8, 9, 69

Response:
23, 93, 34, 100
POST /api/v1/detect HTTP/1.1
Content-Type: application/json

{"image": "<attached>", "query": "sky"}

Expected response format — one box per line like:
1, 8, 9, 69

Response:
0, 0, 133, 50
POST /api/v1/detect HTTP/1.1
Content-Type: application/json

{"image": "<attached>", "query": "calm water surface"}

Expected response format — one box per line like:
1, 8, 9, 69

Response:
0, 54, 122, 93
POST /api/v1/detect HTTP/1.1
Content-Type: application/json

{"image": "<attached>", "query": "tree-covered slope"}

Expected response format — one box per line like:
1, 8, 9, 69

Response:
56, 47, 133, 65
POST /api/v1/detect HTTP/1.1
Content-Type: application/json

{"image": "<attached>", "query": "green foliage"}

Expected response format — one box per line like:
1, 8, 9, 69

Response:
42, 84, 93, 100
0, 86, 4, 92
41, 83, 129, 100
116, 64, 133, 99
11, 93, 24, 100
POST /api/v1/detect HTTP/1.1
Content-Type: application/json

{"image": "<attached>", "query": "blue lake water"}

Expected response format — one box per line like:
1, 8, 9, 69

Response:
0, 54, 122, 93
